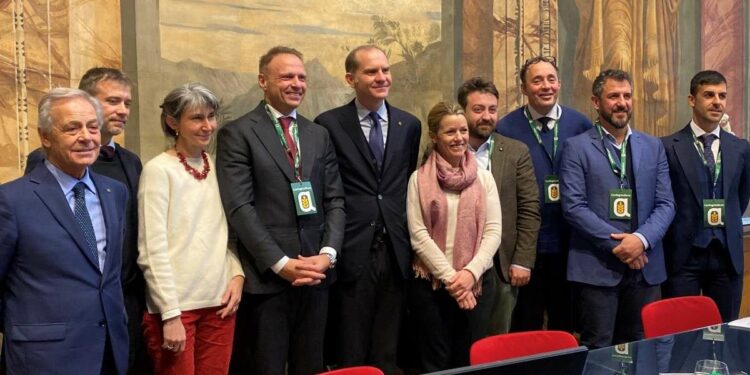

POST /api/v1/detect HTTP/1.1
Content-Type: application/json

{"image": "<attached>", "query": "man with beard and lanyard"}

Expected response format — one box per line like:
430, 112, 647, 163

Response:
497, 56, 591, 332
559, 69, 675, 348
661, 70, 750, 322
458, 77, 540, 335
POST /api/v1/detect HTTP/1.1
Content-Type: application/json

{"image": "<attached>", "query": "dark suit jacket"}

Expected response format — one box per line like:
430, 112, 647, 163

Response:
488, 134, 540, 282
314, 99, 421, 281
560, 128, 675, 287
662, 124, 750, 275
25, 145, 143, 292
0, 164, 129, 374
216, 102, 346, 294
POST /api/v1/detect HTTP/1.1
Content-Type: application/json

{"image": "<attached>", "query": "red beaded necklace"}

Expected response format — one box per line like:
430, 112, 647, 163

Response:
176, 150, 210, 181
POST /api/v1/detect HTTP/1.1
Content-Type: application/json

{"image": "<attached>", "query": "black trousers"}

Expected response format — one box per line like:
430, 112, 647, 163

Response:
662, 239, 741, 322
123, 290, 151, 374
511, 253, 573, 332
409, 271, 497, 373
577, 270, 659, 349
334, 233, 404, 374
229, 287, 328, 375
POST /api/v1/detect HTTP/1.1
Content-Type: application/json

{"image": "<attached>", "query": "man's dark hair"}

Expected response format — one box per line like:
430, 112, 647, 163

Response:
592, 69, 632, 98
78, 67, 132, 96
519, 56, 558, 84
344, 45, 387, 74
259, 46, 303, 75
690, 70, 727, 95
457, 77, 499, 109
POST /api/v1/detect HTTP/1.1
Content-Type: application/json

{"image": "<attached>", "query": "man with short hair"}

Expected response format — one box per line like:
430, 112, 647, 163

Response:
314, 45, 420, 373
0, 88, 129, 374
457, 77, 540, 334
217, 46, 346, 375
497, 57, 591, 332
25, 67, 148, 374
559, 69, 675, 348
662, 70, 750, 321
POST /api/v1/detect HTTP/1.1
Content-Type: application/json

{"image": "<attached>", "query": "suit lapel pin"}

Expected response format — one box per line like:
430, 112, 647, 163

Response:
398, 121, 403, 127
106, 188, 111, 193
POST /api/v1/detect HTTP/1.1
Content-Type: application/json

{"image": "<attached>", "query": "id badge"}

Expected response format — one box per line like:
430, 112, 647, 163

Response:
703, 199, 725, 228
291, 181, 317, 216
544, 175, 561, 203
609, 189, 632, 220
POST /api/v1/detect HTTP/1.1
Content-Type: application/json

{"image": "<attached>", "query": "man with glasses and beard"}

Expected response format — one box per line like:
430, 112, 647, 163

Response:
559, 69, 675, 348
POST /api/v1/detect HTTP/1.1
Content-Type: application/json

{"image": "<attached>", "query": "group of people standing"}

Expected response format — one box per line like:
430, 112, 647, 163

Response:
0, 43, 748, 375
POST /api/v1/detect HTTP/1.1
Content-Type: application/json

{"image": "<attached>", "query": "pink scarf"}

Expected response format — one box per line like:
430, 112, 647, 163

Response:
414, 150, 486, 290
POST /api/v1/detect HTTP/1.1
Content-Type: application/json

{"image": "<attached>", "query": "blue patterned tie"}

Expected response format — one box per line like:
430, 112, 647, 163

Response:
701, 134, 717, 176
368, 112, 384, 170
73, 182, 99, 267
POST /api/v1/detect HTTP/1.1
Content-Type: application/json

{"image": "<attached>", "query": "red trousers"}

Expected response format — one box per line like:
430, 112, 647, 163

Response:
143, 307, 236, 375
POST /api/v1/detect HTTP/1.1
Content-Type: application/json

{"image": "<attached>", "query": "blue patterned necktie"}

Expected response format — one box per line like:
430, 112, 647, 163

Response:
368, 112, 384, 169
73, 182, 99, 268
701, 134, 717, 175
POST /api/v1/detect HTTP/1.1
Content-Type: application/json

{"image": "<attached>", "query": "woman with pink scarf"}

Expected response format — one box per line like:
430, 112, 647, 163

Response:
407, 102, 502, 372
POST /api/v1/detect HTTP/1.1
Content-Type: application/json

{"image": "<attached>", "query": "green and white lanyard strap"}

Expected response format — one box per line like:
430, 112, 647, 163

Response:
525, 107, 558, 167
266, 105, 302, 181
692, 131, 722, 198
595, 122, 628, 189
483, 136, 494, 170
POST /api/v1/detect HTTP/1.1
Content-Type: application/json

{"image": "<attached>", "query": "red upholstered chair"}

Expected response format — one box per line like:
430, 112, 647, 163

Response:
641, 296, 722, 339
469, 330, 579, 365
318, 366, 384, 375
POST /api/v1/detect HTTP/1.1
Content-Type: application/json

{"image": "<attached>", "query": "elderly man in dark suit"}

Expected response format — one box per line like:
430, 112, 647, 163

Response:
24, 67, 147, 374
457, 77, 540, 335
0, 88, 129, 374
314, 45, 421, 374
217, 46, 346, 375
662, 70, 750, 321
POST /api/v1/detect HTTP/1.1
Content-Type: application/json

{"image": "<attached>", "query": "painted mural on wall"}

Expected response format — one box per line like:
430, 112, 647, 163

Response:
135, 0, 442, 161
0, 0, 122, 183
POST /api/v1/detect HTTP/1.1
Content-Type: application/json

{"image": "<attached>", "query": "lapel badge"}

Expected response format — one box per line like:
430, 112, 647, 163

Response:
398, 121, 403, 127
106, 188, 111, 193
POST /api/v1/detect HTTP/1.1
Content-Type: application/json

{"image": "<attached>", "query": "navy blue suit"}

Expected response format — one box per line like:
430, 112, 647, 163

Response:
497, 105, 591, 332
661, 124, 750, 321
560, 127, 675, 347
0, 164, 129, 374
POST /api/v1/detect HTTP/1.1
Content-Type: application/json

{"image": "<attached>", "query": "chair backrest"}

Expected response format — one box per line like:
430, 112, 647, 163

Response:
318, 366, 384, 375
641, 295, 722, 338
470, 330, 579, 365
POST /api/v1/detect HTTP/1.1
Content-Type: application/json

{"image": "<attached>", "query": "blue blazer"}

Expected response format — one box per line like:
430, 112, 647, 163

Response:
0, 164, 129, 374
662, 124, 750, 276
559, 127, 675, 287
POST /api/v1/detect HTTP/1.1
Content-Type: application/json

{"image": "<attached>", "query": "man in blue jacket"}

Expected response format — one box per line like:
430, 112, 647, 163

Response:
559, 69, 675, 348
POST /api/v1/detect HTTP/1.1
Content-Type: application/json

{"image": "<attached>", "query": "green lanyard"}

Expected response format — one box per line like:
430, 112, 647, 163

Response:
691, 131, 722, 197
525, 107, 558, 166
595, 123, 628, 188
265, 105, 302, 181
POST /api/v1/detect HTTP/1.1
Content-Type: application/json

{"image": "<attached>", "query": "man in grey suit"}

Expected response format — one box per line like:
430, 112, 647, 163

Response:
458, 77, 540, 334
217, 46, 346, 375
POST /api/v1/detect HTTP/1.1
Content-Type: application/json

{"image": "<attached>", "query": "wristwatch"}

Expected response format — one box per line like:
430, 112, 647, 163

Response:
323, 253, 337, 269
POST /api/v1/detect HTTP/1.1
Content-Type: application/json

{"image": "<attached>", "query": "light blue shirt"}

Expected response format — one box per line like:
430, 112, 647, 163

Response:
469, 137, 492, 171
45, 161, 107, 271
355, 99, 389, 148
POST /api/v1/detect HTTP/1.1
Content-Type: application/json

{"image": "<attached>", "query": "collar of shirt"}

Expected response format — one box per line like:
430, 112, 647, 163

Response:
689, 119, 721, 139
44, 160, 97, 196
599, 124, 632, 150
105, 138, 116, 149
526, 103, 561, 131
355, 98, 388, 123
265, 103, 297, 121
468, 136, 492, 170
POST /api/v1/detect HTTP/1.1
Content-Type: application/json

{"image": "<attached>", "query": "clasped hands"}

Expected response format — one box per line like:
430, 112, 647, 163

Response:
611, 232, 648, 270
445, 269, 477, 310
279, 254, 331, 286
